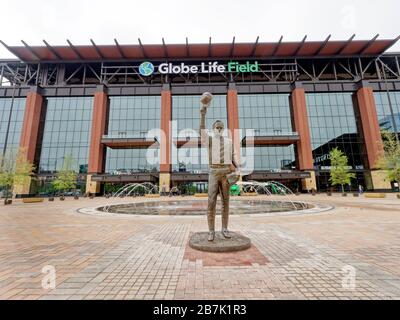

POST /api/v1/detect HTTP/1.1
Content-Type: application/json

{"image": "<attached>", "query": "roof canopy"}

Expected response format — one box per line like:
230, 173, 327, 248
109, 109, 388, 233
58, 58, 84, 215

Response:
1, 35, 399, 62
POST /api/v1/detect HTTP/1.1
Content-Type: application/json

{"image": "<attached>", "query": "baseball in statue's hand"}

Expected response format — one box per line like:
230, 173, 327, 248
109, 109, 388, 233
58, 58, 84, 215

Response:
200, 92, 213, 106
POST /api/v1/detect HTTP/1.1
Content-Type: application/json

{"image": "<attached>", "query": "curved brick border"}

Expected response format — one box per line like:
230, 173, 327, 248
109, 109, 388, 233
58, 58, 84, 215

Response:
76, 199, 334, 218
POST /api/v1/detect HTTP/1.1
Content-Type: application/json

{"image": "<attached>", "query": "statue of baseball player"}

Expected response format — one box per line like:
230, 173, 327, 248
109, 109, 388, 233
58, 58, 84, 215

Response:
199, 92, 240, 241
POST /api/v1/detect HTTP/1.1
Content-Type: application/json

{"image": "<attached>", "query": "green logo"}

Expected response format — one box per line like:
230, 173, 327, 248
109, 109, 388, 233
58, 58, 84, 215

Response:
227, 61, 259, 73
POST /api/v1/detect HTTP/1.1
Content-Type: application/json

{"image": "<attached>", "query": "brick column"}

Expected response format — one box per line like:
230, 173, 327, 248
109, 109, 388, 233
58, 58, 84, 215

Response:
159, 84, 172, 192
227, 83, 241, 172
290, 83, 316, 191
19, 86, 43, 164
356, 81, 391, 190
15, 86, 44, 195
86, 85, 108, 195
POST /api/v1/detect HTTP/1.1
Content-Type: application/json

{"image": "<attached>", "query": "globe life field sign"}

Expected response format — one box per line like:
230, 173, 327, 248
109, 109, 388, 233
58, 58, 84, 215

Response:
138, 61, 260, 76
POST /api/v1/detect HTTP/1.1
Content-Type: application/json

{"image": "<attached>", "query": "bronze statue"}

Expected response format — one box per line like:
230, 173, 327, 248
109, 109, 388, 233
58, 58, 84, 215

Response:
199, 92, 240, 241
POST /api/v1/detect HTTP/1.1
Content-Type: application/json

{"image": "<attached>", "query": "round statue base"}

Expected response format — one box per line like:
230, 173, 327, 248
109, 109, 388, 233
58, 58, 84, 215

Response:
189, 232, 251, 253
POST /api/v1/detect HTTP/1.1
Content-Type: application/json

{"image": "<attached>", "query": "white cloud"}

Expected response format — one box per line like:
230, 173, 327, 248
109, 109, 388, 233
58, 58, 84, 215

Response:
0, 0, 399, 59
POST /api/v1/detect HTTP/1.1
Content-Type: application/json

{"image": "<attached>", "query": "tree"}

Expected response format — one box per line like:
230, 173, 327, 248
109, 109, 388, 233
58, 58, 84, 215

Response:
329, 148, 356, 193
0, 148, 35, 201
52, 155, 77, 195
376, 130, 400, 190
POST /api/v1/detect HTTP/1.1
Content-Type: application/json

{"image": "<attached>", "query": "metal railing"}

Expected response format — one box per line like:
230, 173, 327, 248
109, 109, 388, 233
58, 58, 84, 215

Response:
250, 130, 299, 136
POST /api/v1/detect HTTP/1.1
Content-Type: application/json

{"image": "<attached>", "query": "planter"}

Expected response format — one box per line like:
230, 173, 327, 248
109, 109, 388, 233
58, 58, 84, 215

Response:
327, 192, 332, 196
145, 194, 160, 198
4, 199, 12, 205
342, 193, 348, 197
353, 193, 359, 197
365, 193, 386, 198
60, 196, 65, 201
22, 198, 44, 203
397, 194, 400, 199
194, 193, 209, 198
49, 197, 54, 202
74, 196, 79, 200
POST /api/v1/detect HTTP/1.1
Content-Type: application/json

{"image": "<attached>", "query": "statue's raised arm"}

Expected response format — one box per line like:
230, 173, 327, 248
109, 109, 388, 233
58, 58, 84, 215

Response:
199, 92, 213, 145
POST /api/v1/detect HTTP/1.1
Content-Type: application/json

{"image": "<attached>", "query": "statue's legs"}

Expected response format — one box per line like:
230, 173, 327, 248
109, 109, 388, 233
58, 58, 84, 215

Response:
220, 176, 230, 231
207, 171, 219, 236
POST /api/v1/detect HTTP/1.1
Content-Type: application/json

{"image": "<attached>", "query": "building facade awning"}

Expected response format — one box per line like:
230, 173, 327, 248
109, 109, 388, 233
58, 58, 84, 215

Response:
1, 35, 399, 62
91, 173, 158, 183
101, 136, 158, 149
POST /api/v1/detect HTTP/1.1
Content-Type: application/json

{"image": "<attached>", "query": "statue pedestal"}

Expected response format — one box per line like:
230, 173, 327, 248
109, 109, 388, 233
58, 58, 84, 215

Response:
189, 232, 251, 252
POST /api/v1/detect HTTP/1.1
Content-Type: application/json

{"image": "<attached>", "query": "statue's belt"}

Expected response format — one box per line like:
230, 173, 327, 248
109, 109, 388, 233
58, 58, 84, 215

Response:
209, 164, 231, 169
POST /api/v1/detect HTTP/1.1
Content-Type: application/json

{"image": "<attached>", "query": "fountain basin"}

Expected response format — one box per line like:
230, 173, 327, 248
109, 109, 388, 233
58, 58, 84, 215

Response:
97, 199, 312, 216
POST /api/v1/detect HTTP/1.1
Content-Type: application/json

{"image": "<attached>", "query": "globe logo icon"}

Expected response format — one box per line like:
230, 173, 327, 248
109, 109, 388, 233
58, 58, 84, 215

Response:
139, 62, 154, 76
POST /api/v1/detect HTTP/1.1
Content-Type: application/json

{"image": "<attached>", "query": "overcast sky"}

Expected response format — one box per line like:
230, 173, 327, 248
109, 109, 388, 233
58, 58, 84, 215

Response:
1, 0, 399, 59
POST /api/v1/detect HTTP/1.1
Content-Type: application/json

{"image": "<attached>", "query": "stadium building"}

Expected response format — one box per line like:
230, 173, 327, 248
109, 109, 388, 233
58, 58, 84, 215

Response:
0, 35, 400, 195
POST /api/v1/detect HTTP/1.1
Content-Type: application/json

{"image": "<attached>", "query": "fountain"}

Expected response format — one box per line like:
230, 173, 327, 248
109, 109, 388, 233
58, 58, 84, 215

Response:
103, 182, 159, 212
168, 186, 181, 196
99, 180, 310, 215
238, 181, 308, 210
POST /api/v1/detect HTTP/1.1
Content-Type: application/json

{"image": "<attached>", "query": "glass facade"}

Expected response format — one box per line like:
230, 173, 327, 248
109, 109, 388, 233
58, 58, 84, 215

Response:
306, 93, 366, 190
241, 145, 296, 171
238, 94, 293, 135
0, 98, 25, 156
171, 95, 227, 173
107, 96, 160, 137
106, 148, 159, 174
237, 94, 296, 172
5, 86, 397, 193
105, 96, 160, 173
39, 97, 93, 173
374, 91, 400, 133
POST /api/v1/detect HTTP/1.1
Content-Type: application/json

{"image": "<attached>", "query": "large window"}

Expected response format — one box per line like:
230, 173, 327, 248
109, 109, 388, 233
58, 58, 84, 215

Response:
173, 95, 227, 134
238, 94, 292, 134
39, 97, 93, 173
105, 96, 161, 173
306, 93, 365, 170
374, 91, 400, 133
107, 96, 160, 137
237, 94, 296, 171
0, 98, 25, 156
306, 93, 367, 190
241, 145, 296, 171
106, 148, 159, 174
172, 95, 227, 172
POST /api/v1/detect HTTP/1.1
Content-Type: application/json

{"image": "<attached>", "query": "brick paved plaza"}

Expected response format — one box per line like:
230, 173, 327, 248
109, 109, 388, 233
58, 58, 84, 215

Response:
0, 194, 399, 300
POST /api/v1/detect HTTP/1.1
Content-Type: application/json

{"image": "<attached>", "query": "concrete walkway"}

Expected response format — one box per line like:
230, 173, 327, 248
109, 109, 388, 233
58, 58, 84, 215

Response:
0, 194, 399, 300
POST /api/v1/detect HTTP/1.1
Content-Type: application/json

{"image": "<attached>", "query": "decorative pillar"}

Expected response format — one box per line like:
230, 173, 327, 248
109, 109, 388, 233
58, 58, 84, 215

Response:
159, 84, 172, 193
86, 85, 108, 195
290, 82, 316, 191
356, 81, 391, 190
15, 86, 44, 195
